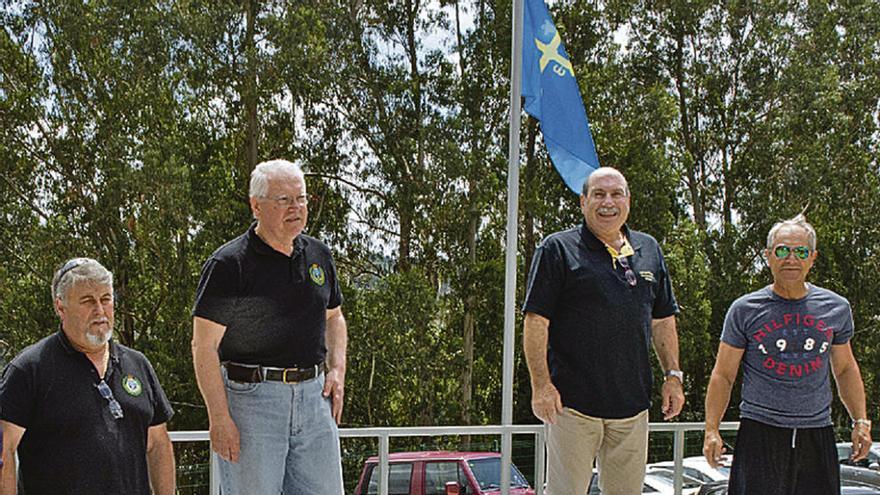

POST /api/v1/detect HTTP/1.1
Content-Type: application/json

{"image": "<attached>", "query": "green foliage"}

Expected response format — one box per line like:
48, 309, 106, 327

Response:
2, 3, 880, 485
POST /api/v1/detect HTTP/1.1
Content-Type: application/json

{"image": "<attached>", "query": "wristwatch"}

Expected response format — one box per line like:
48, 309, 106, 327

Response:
664, 370, 684, 383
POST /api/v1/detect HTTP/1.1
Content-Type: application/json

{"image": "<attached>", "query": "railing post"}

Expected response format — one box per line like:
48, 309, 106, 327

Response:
672, 427, 685, 495
210, 450, 220, 495
501, 431, 512, 495
534, 427, 546, 492
379, 433, 390, 495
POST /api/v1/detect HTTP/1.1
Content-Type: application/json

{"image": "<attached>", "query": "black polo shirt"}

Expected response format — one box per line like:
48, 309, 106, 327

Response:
523, 223, 679, 419
0, 331, 173, 495
192, 223, 343, 368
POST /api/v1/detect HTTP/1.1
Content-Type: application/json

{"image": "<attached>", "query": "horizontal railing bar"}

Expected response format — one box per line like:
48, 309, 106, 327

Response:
169, 421, 740, 442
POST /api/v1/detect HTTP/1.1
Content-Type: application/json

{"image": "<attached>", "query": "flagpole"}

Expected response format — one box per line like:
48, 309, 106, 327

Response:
502, 0, 524, 493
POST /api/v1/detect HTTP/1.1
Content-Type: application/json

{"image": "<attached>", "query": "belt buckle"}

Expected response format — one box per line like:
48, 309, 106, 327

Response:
283, 368, 294, 384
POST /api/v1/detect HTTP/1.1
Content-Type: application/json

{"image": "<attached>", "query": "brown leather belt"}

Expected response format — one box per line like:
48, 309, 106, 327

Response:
224, 361, 323, 384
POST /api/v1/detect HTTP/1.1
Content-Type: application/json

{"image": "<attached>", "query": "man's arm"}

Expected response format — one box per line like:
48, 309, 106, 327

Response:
702, 342, 744, 468
191, 316, 239, 463
523, 312, 562, 424
323, 306, 347, 424
830, 342, 872, 462
0, 421, 25, 495
651, 315, 684, 420
146, 423, 175, 495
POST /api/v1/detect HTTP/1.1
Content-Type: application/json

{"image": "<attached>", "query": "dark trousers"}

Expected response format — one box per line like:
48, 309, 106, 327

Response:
728, 418, 840, 495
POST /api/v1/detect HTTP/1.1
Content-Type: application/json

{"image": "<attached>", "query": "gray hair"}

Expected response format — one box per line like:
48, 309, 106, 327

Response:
766, 214, 817, 250
249, 159, 306, 198
52, 258, 113, 302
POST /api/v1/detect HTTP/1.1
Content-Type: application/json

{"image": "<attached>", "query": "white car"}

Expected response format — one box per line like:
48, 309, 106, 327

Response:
587, 469, 702, 495
643, 468, 704, 495
650, 455, 731, 483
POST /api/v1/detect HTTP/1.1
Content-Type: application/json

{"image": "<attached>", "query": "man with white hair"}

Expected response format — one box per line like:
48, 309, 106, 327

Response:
0, 257, 175, 494
192, 159, 347, 494
704, 214, 873, 495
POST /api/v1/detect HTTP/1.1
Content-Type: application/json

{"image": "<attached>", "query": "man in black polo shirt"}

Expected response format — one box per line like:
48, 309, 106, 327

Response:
191, 159, 347, 494
523, 167, 684, 495
0, 257, 175, 494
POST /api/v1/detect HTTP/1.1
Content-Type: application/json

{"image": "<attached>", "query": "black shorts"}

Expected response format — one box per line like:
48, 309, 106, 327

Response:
728, 418, 840, 495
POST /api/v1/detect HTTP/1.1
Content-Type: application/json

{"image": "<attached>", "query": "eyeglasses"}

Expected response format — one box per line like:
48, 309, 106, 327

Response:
618, 256, 638, 287
773, 245, 811, 260
262, 194, 308, 208
95, 380, 124, 420
53, 258, 88, 296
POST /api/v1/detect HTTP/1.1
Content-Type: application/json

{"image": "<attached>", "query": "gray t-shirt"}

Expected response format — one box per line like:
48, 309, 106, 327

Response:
721, 284, 853, 428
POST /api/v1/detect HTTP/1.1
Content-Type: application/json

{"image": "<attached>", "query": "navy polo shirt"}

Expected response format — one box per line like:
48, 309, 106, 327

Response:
523, 223, 679, 418
192, 223, 343, 368
0, 331, 173, 494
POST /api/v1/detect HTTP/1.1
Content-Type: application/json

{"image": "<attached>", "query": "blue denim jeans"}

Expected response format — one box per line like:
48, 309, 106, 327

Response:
219, 368, 344, 495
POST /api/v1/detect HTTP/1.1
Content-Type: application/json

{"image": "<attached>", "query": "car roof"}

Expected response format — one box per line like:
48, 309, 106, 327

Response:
365, 451, 501, 463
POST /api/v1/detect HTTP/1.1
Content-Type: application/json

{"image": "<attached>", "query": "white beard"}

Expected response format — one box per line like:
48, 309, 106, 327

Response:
86, 329, 112, 346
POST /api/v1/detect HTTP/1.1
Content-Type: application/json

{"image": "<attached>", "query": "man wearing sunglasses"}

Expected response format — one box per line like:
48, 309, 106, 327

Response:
0, 258, 175, 494
192, 159, 347, 494
523, 167, 683, 494
704, 214, 872, 495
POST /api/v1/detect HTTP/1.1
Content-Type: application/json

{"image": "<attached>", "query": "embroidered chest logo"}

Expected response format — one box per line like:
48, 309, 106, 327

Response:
122, 374, 143, 396
309, 263, 326, 286
639, 271, 656, 282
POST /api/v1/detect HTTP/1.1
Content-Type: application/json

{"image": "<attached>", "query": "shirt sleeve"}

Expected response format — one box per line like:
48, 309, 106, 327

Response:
143, 358, 174, 426
832, 300, 854, 345
0, 363, 35, 429
522, 239, 564, 319
721, 300, 748, 349
192, 257, 237, 325
651, 245, 680, 319
326, 253, 344, 310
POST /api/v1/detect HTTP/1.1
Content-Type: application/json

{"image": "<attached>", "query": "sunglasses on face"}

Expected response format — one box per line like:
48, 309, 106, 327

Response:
773, 245, 811, 260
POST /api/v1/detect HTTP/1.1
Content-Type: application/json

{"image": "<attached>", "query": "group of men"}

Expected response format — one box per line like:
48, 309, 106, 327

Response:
0, 160, 346, 494
523, 167, 873, 495
0, 161, 873, 495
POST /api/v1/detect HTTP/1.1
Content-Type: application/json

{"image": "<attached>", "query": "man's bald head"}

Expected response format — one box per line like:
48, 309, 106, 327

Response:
582, 167, 629, 197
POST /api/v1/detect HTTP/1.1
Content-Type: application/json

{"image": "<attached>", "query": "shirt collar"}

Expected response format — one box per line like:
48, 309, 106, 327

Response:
56, 328, 120, 363
579, 222, 640, 252
247, 221, 304, 258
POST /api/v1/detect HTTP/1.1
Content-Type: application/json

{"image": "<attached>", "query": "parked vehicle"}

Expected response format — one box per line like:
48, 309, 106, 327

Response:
649, 455, 732, 483
838, 442, 880, 487
353, 451, 535, 495
837, 442, 880, 468
586, 469, 702, 495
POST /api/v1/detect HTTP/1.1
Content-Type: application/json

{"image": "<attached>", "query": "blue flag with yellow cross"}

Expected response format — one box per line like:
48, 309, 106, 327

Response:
522, 0, 600, 194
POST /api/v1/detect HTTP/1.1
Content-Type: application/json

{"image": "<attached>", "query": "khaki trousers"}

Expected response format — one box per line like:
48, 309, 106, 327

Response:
546, 408, 649, 495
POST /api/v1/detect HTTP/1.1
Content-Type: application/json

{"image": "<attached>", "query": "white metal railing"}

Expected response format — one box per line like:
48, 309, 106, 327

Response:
169, 421, 740, 495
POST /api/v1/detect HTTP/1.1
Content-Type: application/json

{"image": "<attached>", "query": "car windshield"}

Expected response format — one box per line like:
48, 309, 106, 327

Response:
467, 458, 530, 490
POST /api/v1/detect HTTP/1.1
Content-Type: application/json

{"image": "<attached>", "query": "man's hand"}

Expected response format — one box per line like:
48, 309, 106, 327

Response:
209, 413, 240, 463
531, 382, 563, 424
703, 429, 726, 469
323, 367, 345, 424
851, 422, 873, 462
661, 377, 684, 420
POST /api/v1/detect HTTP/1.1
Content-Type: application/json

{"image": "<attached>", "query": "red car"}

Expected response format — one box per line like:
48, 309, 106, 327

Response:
353, 451, 536, 495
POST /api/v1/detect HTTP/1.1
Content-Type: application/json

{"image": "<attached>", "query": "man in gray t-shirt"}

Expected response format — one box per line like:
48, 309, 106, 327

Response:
703, 214, 872, 495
